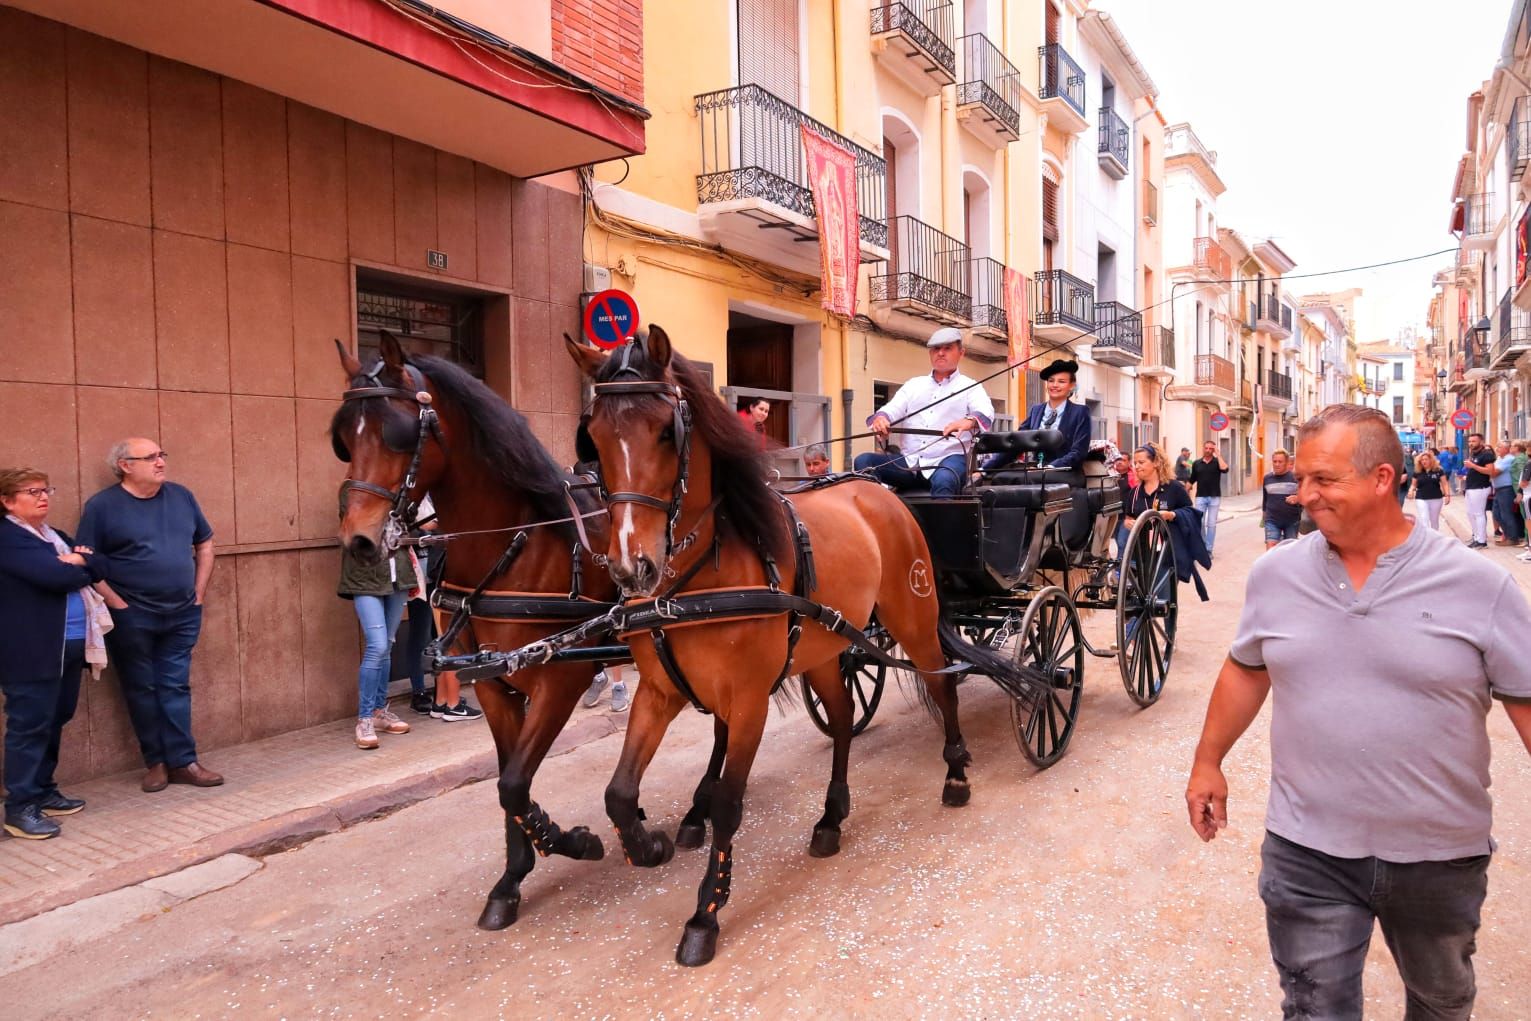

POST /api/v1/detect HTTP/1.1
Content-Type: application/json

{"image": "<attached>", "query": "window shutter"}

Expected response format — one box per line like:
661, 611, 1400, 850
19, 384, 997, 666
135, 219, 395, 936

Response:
1042, 179, 1059, 241
738, 0, 800, 104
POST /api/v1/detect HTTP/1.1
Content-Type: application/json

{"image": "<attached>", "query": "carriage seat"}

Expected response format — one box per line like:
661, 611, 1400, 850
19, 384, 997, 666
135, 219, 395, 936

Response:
977, 481, 1072, 512
974, 428, 1067, 460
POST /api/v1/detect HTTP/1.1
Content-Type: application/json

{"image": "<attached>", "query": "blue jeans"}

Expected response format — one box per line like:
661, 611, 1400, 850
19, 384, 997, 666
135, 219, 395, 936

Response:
1259, 831, 1486, 1021
106, 604, 203, 768
1264, 520, 1300, 543
2, 638, 84, 811
1194, 495, 1221, 552
354, 592, 407, 717
853, 451, 969, 497
1492, 486, 1524, 543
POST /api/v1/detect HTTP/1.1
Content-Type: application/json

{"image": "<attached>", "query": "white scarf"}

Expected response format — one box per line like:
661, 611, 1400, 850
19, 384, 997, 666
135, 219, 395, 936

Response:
7, 514, 114, 677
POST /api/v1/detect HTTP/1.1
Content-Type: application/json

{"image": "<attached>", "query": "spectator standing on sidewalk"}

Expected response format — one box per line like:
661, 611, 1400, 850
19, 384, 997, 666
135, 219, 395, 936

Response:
1186, 404, 1531, 1020
1439, 444, 1459, 493
1260, 450, 1301, 549
580, 665, 631, 713
1491, 440, 1523, 546
337, 543, 415, 750
1174, 447, 1193, 484
1410, 450, 1450, 531
1462, 433, 1495, 549
77, 439, 223, 793
404, 496, 438, 716
0, 469, 110, 839
1186, 440, 1229, 559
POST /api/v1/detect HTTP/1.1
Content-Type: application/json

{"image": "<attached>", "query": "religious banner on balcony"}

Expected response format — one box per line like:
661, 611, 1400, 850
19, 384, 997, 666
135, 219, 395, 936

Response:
1003, 267, 1031, 365
800, 125, 860, 318
1517, 206, 1531, 288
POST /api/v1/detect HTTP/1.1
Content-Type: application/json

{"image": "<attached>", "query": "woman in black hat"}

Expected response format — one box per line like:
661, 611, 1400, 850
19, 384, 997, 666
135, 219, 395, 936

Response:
985, 358, 1092, 473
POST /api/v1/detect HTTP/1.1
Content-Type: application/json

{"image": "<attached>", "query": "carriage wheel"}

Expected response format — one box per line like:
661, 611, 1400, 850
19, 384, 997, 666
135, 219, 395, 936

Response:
803, 622, 890, 737
1116, 513, 1179, 707
1009, 586, 1085, 768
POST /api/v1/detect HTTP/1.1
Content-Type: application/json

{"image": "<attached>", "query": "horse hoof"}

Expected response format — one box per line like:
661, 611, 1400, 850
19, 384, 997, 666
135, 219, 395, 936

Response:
651, 832, 676, 867
563, 827, 605, 861
477, 896, 520, 930
676, 921, 719, 967
674, 822, 707, 850
942, 779, 971, 808
808, 826, 841, 858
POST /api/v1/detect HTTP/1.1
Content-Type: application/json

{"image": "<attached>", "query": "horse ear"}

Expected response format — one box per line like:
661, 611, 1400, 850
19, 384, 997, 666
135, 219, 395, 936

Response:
564, 333, 607, 377
646, 324, 672, 369
378, 330, 407, 372
335, 338, 363, 380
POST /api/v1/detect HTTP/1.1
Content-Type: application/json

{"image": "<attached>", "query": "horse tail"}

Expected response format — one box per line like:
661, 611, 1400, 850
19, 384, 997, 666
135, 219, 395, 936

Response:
935, 616, 1052, 708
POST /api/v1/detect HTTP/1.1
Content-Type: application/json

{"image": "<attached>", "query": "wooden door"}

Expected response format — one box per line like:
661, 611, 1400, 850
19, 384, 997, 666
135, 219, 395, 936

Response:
727, 321, 794, 446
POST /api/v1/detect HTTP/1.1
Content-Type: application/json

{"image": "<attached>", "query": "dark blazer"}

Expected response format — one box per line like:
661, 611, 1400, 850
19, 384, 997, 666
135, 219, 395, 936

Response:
985, 400, 1092, 471
0, 519, 105, 686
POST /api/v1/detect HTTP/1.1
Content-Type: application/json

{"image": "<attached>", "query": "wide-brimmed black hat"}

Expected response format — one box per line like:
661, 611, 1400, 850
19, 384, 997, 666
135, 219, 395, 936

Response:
1038, 358, 1079, 380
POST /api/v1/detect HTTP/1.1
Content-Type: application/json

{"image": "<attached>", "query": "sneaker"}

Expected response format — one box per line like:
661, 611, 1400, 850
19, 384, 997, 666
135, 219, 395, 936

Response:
609, 682, 630, 713
433, 699, 484, 722
355, 717, 379, 750
409, 690, 434, 716
4, 804, 61, 840
1469, 540, 1489, 549
581, 670, 609, 708
1517, 552, 1531, 561
38, 791, 85, 817
372, 708, 411, 735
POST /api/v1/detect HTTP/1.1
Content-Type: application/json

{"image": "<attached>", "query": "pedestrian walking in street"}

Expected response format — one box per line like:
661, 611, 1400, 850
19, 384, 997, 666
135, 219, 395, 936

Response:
1186, 440, 1228, 559
1174, 447, 1193, 484
0, 469, 111, 839
1490, 440, 1523, 546
1260, 450, 1301, 549
1462, 432, 1495, 548
1410, 450, 1450, 531
337, 542, 415, 750
1438, 444, 1459, 494
76, 439, 223, 792
1185, 404, 1531, 1021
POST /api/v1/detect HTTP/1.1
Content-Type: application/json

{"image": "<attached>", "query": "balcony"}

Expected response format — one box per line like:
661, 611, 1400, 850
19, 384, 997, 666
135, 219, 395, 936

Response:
1138, 326, 1176, 380
1459, 192, 1496, 252
1192, 236, 1230, 281
1097, 105, 1129, 179
1493, 289, 1531, 368
1143, 180, 1159, 226
695, 85, 889, 274
1511, 96, 1531, 192
956, 34, 1022, 145
1032, 269, 1094, 343
1167, 352, 1235, 404
870, 1, 955, 96
1092, 301, 1142, 366
1037, 44, 1087, 134
1265, 370, 1293, 409
1229, 377, 1255, 418
967, 256, 1008, 341
1256, 294, 1291, 340
869, 216, 971, 325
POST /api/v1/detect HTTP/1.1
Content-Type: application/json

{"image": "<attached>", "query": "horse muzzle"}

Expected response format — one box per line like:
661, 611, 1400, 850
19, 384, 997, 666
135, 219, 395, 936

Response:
610, 553, 661, 598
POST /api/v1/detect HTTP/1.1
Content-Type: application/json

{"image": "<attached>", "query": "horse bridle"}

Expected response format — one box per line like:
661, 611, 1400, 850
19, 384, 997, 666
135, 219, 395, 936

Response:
338, 359, 446, 552
581, 342, 696, 558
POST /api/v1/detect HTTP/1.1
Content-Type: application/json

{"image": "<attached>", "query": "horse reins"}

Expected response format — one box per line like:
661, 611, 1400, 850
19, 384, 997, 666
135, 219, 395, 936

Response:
338, 359, 446, 552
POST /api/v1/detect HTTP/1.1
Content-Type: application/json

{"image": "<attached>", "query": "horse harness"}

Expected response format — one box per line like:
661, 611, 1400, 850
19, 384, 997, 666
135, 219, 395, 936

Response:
336, 359, 445, 552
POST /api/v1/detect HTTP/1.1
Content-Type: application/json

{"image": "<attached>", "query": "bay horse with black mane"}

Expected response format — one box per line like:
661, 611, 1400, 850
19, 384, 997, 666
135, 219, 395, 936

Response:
332, 333, 624, 930
566, 326, 1047, 966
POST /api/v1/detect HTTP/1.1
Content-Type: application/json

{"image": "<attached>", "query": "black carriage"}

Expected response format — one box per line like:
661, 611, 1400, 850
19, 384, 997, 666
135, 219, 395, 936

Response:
802, 428, 1179, 768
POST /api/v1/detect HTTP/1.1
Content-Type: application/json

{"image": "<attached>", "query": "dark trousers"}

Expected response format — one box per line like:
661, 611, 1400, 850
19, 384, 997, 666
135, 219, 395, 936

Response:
405, 596, 433, 694
2, 638, 84, 811
106, 604, 203, 768
1492, 486, 1525, 543
1259, 831, 1488, 1021
853, 451, 968, 497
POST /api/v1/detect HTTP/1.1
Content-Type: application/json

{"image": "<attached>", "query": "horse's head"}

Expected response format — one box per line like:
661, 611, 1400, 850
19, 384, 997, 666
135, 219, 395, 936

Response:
331, 332, 446, 564
567, 326, 695, 596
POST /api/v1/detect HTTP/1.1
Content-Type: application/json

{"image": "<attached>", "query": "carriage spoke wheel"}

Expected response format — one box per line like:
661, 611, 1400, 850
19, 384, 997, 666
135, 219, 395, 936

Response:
1116, 513, 1179, 707
803, 622, 890, 737
1009, 586, 1085, 768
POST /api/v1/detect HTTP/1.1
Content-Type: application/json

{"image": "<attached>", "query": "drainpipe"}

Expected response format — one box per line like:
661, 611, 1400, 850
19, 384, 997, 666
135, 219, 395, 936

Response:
1130, 103, 1158, 444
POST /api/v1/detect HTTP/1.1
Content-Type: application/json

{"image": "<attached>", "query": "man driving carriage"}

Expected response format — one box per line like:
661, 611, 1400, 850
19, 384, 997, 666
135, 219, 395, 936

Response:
853, 327, 994, 497
980, 357, 1092, 478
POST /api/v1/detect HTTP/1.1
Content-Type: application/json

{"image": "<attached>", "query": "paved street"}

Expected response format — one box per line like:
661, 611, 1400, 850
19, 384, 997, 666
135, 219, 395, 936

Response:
4, 504, 1531, 1020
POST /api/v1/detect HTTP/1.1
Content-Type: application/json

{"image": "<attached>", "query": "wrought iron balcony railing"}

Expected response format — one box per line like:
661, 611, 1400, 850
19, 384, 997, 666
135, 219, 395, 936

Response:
1462, 192, 1495, 241
1032, 269, 1094, 333
1193, 236, 1230, 278
957, 34, 1022, 138
1097, 105, 1129, 169
869, 215, 971, 321
1152, 325, 1176, 370
1266, 370, 1293, 401
1194, 353, 1235, 392
870, 1, 956, 80
1038, 43, 1085, 117
1511, 95, 1531, 180
1093, 301, 1143, 360
695, 84, 889, 250
1494, 286, 1531, 367
967, 256, 1007, 335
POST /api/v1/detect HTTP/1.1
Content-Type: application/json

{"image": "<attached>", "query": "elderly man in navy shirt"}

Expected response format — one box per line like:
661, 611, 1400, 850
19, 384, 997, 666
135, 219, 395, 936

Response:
77, 437, 223, 793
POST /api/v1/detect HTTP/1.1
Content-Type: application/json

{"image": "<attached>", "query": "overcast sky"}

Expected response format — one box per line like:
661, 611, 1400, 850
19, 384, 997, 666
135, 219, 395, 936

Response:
1101, 0, 1512, 343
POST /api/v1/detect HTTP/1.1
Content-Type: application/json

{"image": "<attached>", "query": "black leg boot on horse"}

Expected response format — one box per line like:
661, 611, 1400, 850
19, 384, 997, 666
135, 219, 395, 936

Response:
675, 718, 727, 850
803, 661, 855, 857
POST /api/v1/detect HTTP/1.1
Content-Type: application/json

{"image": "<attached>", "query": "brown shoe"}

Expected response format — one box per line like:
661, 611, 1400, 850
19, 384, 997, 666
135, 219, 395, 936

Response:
141, 763, 169, 793
167, 762, 224, 787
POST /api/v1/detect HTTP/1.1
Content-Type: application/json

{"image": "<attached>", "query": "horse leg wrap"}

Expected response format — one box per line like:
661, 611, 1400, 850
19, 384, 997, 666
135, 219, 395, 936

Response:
514, 803, 563, 858
702, 847, 734, 915
611, 807, 674, 868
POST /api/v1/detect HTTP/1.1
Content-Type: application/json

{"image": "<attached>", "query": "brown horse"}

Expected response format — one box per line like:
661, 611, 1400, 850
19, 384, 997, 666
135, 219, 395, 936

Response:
566, 326, 1047, 966
332, 333, 620, 930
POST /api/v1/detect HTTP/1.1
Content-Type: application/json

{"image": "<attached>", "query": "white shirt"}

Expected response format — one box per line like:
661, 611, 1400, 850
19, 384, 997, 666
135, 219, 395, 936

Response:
870, 371, 994, 469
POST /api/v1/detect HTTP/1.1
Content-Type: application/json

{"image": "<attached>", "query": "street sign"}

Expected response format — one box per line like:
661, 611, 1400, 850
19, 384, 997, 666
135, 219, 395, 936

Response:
1209, 411, 1229, 432
1450, 407, 1475, 430
583, 289, 641, 350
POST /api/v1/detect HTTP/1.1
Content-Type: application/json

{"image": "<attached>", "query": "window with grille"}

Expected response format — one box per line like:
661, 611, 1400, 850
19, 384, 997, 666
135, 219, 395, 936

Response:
356, 276, 485, 378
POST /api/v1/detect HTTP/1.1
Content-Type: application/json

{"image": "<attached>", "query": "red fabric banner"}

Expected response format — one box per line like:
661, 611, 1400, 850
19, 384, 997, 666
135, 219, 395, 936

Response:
1003, 267, 1030, 366
801, 126, 860, 317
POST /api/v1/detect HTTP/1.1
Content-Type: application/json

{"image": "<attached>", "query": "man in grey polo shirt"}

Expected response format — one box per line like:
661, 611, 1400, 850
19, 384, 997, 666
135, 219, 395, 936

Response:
1185, 404, 1531, 1020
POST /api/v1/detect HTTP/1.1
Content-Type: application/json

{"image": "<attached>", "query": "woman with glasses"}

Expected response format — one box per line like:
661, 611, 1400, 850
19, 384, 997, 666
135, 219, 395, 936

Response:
0, 468, 109, 839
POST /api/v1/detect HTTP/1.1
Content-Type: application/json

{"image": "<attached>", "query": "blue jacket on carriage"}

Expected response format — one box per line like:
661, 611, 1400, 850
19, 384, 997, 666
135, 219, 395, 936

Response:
981, 399, 1092, 473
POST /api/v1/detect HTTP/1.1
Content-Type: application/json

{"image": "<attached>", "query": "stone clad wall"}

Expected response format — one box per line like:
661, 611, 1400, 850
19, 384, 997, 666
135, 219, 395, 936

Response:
0, 9, 586, 785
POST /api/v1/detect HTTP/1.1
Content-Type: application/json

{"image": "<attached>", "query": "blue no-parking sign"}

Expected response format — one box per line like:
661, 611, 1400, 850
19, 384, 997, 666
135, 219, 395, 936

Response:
1209, 411, 1229, 432
583, 289, 641, 350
